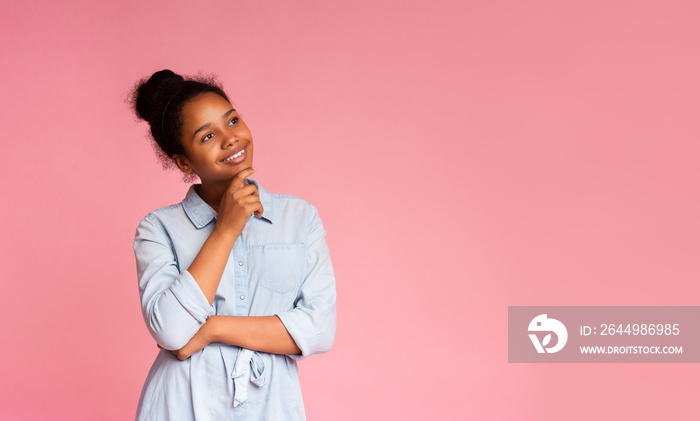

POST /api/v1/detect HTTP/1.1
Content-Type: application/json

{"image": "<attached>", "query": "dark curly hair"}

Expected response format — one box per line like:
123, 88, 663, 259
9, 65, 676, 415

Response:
129, 69, 230, 173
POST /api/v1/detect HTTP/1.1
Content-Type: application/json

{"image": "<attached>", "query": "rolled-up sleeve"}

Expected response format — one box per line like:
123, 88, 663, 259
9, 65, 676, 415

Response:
276, 204, 337, 361
134, 215, 214, 350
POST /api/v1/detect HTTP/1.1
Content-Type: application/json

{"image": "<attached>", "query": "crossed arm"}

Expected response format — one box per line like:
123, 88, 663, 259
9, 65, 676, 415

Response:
158, 204, 301, 359
135, 179, 335, 361
170, 314, 300, 360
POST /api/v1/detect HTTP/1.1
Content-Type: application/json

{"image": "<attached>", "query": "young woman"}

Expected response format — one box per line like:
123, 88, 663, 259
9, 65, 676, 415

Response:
130, 69, 336, 420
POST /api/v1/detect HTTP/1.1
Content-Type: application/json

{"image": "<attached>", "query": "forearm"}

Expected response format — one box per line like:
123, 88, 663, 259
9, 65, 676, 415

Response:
208, 315, 302, 355
186, 226, 238, 304
145, 271, 214, 350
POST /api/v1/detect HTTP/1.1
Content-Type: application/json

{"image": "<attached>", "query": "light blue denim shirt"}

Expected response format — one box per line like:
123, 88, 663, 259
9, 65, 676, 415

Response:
133, 179, 336, 421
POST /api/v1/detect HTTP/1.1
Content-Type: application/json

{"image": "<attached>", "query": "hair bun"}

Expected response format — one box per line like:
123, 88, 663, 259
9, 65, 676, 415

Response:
129, 69, 230, 172
133, 69, 185, 124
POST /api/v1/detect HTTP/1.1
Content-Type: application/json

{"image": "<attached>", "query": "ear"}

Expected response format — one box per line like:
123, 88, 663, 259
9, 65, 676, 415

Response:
172, 154, 194, 174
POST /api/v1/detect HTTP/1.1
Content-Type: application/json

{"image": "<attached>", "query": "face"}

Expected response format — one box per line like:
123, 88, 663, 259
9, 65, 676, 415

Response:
172, 92, 253, 185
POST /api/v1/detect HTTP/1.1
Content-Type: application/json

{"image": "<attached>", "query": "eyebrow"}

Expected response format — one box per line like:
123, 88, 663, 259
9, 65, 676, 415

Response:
191, 108, 237, 139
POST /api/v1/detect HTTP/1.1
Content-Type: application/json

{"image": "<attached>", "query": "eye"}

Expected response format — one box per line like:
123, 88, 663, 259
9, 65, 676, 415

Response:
228, 117, 239, 126
202, 133, 214, 142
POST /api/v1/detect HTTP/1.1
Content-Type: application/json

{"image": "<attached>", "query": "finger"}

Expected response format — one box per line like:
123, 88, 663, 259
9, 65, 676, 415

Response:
230, 167, 257, 189
247, 184, 259, 196
231, 184, 259, 199
239, 194, 263, 206
237, 197, 264, 218
251, 202, 264, 218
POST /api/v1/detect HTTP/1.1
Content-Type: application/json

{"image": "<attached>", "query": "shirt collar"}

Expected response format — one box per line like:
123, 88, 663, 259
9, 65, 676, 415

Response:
182, 178, 274, 229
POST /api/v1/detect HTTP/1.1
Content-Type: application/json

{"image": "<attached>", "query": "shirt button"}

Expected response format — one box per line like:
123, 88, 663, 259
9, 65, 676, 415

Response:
238, 261, 244, 266
240, 295, 245, 300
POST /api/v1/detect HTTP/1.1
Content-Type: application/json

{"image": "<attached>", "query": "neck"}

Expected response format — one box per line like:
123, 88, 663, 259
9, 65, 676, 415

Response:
195, 182, 228, 213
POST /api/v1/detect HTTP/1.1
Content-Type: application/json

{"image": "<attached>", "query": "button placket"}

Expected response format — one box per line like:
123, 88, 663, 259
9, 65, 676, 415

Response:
233, 240, 249, 317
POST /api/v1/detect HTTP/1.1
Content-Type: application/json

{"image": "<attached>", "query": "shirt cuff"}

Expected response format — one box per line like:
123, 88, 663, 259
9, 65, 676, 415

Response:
276, 312, 309, 361
170, 270, 215, 324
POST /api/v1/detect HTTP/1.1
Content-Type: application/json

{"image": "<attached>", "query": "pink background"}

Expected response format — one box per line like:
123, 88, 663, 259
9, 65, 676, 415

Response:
2, 0, 699, 419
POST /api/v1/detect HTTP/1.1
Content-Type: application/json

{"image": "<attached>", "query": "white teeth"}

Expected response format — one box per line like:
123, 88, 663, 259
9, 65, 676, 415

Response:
223, 149, 244, 162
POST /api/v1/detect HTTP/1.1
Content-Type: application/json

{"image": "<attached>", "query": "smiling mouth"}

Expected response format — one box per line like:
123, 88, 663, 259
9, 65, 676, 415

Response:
222, 146, 246, 162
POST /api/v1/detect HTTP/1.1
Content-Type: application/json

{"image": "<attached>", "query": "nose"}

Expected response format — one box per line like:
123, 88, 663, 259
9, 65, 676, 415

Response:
223, 132, 238, 149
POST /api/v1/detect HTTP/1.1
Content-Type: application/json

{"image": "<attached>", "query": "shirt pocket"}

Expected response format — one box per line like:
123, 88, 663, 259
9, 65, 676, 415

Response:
260, 244, 305, 293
